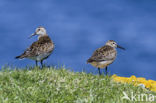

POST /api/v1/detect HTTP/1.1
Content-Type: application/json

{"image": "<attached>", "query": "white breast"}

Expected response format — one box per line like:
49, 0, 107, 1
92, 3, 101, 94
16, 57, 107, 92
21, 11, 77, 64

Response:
29, 53, 51, 61
90, 60, 114, 68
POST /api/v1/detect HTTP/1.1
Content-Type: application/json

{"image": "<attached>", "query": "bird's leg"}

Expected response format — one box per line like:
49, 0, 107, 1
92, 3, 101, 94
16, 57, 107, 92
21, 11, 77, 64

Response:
41, 60, 43, 68
105, 66, 108, 75
36, 60, 38, 67
98, 68, 101, 75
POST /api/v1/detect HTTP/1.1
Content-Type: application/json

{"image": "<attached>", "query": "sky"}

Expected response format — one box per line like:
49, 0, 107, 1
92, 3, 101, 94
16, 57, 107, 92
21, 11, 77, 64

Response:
0, 0, 156, 80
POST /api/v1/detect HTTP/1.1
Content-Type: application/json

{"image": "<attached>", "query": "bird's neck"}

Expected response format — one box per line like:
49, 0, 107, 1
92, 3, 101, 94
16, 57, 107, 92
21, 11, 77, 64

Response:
105, 44, 116, 49
38, 35, 52, 44
38, 34, 47, 40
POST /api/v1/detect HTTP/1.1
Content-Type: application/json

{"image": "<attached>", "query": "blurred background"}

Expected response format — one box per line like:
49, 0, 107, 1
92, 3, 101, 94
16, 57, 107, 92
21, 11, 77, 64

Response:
0, 0, 156, 80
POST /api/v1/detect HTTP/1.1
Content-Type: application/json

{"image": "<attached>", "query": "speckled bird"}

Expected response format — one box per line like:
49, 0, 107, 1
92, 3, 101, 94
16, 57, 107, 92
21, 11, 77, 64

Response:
87, 40, 125, 75
15, 26, 55, 68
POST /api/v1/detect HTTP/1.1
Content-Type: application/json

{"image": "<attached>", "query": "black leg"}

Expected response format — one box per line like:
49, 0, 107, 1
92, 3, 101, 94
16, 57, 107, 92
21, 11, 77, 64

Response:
36, 61, 38, 66
105, 66, 108, 75
41, 60, 43, 68
98, 68, 101, 75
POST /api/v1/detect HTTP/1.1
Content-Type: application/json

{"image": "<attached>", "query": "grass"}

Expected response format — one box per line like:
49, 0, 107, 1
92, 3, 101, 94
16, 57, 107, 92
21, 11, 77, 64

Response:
0, 66, 155, 103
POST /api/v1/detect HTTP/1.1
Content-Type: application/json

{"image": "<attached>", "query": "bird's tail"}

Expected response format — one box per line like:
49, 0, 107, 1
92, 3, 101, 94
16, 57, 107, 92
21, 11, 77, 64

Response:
87, 58, 94, 63
15, 55, 25, 59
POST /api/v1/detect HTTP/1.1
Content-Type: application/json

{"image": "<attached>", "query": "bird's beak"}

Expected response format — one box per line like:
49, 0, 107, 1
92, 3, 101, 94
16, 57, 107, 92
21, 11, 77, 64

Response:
117, 45, 125, 50
28, 32, 36, 39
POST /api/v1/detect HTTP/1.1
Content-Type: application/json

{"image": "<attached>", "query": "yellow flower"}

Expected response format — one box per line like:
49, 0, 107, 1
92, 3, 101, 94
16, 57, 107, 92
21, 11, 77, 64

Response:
150, 83, 156, 91
148, 80, 156, 84
112, 75, 156, 92
136, 78, 146, 84
130, 75, 137, 81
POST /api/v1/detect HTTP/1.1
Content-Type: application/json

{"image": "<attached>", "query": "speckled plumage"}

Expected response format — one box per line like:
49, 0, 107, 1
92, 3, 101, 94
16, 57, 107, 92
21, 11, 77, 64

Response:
87, 45, 116, 68
87, 45, 116, 62
16, 35, 54, 60
87, 40, 125, 75
16, 26, 54, 67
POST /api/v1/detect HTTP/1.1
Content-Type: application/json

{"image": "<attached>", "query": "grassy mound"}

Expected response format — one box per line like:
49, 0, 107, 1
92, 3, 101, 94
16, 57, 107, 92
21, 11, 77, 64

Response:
0, 67, 155, 103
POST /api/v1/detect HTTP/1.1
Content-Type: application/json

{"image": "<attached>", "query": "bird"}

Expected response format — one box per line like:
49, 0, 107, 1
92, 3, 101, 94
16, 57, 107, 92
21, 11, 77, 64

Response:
87, 40, 125, 75
15, 26, 55, 68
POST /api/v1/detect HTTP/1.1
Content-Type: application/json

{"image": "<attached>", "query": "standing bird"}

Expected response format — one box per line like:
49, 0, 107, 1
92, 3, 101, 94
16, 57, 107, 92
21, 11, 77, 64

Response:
15, 26, 55, 68
87, 40, 125, 75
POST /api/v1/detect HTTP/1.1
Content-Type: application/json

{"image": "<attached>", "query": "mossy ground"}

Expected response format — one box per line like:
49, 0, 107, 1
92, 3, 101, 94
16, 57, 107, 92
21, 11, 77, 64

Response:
0, 66, 155, 103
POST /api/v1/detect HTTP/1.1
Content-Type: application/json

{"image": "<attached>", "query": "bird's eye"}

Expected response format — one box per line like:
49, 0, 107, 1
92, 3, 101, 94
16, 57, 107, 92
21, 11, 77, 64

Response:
38, 29, 40, 31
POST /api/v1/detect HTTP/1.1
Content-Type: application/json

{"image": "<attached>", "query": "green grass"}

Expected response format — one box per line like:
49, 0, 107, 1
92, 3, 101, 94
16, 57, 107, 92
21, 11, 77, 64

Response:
0, 66, 155, 103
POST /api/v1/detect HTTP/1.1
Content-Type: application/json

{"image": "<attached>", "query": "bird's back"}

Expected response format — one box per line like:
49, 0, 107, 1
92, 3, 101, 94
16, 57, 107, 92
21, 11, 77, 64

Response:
87, 45, 116, 63
16, 35, 54, 59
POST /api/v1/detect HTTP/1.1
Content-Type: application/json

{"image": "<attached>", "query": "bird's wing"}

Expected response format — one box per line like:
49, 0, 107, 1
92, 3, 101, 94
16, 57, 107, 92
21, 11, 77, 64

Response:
87, 45, 116, 63
19, 41, 41, 58
19, 36, 54, 58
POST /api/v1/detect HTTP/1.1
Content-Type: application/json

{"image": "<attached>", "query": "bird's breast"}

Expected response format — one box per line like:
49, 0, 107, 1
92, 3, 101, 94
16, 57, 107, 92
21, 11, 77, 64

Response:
29, 52, 51, 61
90, 60, 114, 68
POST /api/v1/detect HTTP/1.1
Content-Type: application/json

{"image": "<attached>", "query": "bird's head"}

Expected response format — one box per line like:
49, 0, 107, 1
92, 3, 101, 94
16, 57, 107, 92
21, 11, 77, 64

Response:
29, 26, 47, 39
106, 40, 125, 50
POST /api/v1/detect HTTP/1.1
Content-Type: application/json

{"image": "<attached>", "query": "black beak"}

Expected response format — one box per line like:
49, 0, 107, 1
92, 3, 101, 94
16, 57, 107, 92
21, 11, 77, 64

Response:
28, 32, 36, 39
117, 45, 125, 50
